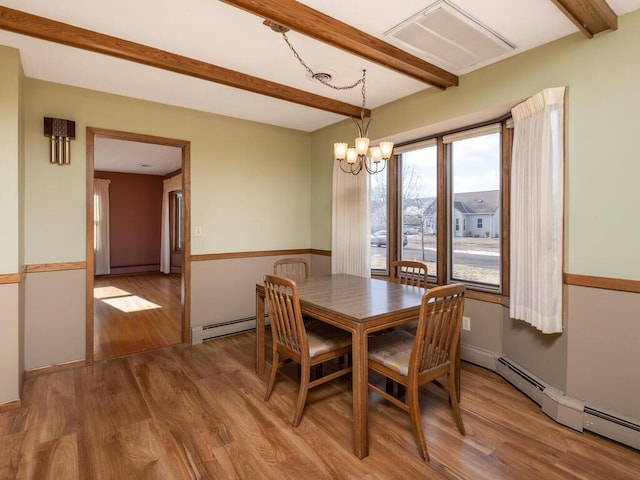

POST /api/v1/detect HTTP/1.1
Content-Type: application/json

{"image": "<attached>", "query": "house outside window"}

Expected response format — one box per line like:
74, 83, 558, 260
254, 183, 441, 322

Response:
370, 121, 508, 294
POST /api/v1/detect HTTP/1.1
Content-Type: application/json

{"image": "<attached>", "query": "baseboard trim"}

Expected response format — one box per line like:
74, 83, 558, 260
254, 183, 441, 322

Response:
0, 399, 21, 412
109, 264, 160, 275
460, 343, 497, 371
24, 359, 86, 380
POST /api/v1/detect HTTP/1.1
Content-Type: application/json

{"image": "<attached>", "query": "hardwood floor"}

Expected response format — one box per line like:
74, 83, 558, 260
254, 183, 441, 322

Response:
2, 331, 639, 479
93, 273, 181, 361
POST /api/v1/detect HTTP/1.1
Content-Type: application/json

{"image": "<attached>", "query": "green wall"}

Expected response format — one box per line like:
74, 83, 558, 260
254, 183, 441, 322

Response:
0, 46, 22, 404
0, 46, 21, 274
23, 79, 311, 265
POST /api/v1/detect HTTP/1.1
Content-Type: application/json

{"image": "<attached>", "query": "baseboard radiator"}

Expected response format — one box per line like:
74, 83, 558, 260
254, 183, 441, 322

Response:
191, 316, 257, 345
492, 355, 640, 450
584, 406, 640, 451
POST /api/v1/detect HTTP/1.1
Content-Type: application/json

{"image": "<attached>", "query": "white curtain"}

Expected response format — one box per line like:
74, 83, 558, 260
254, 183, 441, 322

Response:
331, 162, 371, 277
160, 173, 182, 274
94, 178, 111, 276
510, 87, 565, 334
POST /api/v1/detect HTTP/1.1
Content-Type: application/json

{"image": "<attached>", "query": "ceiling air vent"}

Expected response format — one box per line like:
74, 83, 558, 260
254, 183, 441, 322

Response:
385, 0, 515, 72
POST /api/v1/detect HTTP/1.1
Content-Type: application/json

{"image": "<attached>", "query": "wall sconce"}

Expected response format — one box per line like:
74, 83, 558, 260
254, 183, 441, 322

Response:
44, 117, 75, 165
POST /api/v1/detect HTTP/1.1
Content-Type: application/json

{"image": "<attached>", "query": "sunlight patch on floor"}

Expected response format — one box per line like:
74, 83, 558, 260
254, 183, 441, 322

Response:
94, 286, 131, 299
101, 295, 162, 313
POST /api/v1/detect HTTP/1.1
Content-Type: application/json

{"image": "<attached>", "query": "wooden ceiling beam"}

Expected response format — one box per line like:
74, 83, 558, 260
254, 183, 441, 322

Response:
0, 6, 368, 118
550, 0, 617, 38
219, 0, 459, 90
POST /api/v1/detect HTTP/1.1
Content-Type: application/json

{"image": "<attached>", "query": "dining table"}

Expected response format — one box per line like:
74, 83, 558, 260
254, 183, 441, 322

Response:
255, 273, 435, 459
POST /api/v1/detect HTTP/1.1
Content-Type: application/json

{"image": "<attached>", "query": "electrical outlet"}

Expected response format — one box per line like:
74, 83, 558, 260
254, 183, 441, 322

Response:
462, 316, 471, 331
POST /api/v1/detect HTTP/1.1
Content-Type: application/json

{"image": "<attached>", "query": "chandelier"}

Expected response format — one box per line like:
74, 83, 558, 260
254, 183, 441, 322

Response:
266, 21, 394, 175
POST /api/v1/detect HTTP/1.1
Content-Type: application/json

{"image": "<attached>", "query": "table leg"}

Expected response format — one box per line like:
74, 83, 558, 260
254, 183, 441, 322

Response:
255, 289, 265, 375
352, 326, 368, 459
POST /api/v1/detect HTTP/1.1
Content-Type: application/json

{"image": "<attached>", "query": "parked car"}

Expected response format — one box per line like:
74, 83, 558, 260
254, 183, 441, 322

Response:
370, 230, 408, 247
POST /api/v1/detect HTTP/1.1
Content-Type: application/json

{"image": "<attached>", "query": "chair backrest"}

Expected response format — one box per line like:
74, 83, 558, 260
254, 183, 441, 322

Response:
273, 257, 309, 283
390, 260, 427, 287
263, 274, 307, 357
411, 284, 465, 376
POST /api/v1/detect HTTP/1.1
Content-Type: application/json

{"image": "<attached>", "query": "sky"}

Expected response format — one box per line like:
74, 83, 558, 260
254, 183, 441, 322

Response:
401, 132, 501, 195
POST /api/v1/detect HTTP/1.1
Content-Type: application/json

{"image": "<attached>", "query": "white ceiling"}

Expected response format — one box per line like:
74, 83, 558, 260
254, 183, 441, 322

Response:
2, 0, 640, 173
94, 137, 182, 176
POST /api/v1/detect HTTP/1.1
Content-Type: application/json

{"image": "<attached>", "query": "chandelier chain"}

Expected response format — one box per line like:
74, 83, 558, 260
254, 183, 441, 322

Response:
281, 32, 367, 110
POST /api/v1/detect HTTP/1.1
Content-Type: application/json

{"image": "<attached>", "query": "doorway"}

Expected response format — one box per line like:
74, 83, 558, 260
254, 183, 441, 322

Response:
86, 127, 191, 363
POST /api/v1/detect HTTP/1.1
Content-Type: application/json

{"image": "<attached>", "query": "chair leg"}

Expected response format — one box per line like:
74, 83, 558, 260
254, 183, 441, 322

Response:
408, 385, 429, 461
265, 350, 280, 401
448, 373, 466, 435
293, 362, 311, 427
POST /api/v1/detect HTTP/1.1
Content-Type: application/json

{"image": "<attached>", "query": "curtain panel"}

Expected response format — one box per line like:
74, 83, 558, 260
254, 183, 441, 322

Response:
331, 162, 371, 277
510, 87, 565, 334
93, 178, 111, 276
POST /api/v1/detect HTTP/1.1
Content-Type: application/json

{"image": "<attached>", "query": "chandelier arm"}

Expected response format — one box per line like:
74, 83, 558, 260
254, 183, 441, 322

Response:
338, 159, 362, 175
361, 116, 372, 138
364, 158, 387, 175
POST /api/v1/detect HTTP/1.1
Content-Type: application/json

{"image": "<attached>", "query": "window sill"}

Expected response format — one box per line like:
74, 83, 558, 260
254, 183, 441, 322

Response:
372, 275, 509, 307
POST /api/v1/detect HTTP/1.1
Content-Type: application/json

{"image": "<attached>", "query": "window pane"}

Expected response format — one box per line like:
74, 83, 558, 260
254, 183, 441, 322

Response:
370, 171, 388, 271
450, 132, 501, 287
400, 145, 437, 278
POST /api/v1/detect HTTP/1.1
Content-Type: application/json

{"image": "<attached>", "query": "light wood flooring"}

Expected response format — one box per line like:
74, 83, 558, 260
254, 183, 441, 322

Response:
1, 331, 639, 479
93, 273, 181, 361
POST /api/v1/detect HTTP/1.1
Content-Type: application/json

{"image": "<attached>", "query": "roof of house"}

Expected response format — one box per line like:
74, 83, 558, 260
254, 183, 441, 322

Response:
453, 190, 499, 214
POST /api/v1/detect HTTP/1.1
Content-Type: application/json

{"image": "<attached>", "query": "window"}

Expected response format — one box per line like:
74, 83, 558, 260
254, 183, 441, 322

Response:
170, 191, 183, 251
370, 120, 509, 294
370, 170, 388, 271
399, 142, 438, 279
448, 127, 501, 287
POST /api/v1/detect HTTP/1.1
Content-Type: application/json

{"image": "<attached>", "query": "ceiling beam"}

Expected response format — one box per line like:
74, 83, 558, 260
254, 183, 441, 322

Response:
219, 0, 459, 90
0, 6, 368, 118
550, 0, 617, 38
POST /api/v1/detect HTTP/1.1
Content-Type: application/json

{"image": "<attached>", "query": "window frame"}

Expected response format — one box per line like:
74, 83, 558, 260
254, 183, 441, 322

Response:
371, 116, 511, 298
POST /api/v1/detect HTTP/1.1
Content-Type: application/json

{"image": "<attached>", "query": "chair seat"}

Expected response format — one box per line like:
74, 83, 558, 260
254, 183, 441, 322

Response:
368, 330, 415, 376
306, 320, 352, 357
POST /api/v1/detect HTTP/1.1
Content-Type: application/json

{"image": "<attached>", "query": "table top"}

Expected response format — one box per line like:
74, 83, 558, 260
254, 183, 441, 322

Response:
258, 274, 426, 323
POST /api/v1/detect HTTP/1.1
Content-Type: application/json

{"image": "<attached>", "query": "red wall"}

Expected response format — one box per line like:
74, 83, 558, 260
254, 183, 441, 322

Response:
95, 171, 163, 271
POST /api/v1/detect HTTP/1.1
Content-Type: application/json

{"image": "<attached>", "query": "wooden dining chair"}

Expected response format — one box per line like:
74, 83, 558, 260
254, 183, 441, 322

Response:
263, 274, 352, 427
273, 257, 309, 283
390, 260, 427, 287
390, 259, 427, 335
367, 283, 466, 461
